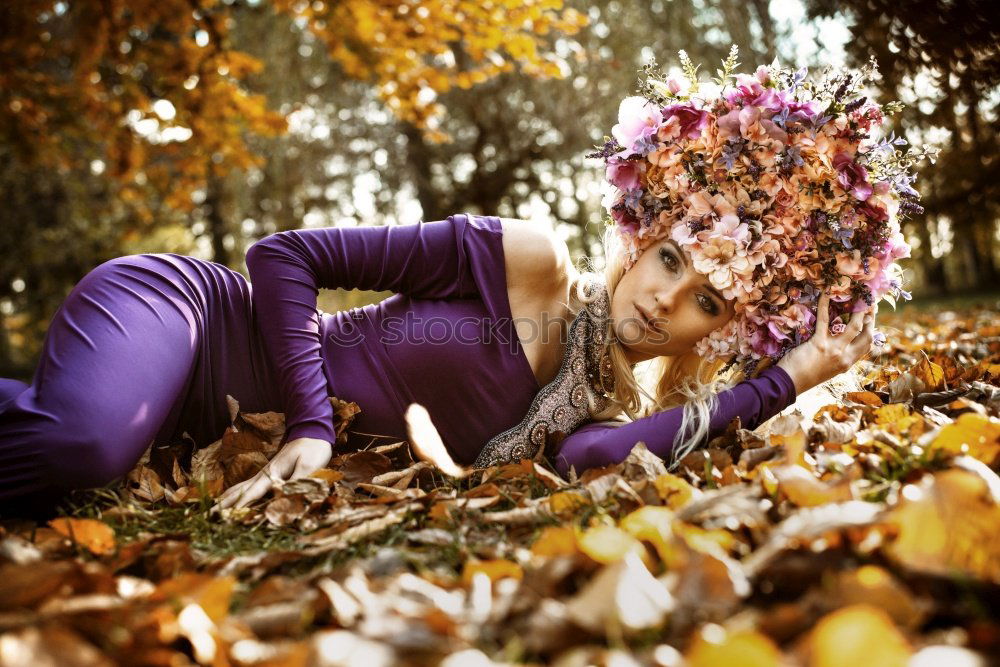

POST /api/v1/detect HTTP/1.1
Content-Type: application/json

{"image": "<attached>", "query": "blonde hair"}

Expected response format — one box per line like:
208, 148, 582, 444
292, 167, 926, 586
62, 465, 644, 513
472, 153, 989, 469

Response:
562, 224, 865, 469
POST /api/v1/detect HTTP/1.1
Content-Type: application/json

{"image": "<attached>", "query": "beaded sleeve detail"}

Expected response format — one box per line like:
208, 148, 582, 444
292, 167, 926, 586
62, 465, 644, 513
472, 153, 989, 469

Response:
473, 279, 615, 468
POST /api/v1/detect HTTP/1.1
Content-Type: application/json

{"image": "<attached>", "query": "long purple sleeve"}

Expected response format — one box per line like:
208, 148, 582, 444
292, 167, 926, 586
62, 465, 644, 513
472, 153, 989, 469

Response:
245, 216, 485, 444
551, 365, 797, 476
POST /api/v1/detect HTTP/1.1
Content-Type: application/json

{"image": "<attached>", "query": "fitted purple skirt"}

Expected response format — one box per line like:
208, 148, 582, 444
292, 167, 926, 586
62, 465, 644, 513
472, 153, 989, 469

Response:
0, 253, 281, 515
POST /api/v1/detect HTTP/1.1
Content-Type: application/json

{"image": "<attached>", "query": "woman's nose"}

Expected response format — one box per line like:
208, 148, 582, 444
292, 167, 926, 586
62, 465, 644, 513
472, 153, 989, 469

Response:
653, 286, 679, 315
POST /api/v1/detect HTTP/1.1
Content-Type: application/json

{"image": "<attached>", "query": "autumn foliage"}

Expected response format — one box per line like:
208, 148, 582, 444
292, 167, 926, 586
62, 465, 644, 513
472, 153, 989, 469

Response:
0, 0, 588, 215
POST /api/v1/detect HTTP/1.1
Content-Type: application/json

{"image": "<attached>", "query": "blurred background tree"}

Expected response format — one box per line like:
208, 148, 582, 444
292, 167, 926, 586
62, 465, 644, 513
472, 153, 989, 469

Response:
1, 0, 997, 379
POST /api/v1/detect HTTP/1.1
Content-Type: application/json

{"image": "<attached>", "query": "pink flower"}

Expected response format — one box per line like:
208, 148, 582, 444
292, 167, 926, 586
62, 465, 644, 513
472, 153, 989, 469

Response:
664, 75, 684, 94
661, 104, 710, 140
606, 160, 642, 190
612, 96, 662, 153
833, 152, 873, 201
716, 106, 787, 146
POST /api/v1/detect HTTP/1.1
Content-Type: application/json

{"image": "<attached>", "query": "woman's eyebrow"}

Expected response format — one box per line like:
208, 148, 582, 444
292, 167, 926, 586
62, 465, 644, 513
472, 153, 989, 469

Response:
665, 239, 727, 305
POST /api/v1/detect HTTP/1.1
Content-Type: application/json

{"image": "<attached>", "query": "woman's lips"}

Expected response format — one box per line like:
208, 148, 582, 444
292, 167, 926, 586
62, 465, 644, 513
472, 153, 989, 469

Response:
636, 304, 661, 333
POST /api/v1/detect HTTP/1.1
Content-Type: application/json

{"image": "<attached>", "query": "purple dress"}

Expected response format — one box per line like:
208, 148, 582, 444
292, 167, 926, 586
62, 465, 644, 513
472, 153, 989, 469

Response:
0, 213, 796, 513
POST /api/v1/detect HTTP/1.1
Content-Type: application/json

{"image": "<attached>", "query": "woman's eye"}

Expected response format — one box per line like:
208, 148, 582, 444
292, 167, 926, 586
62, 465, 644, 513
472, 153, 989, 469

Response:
661, 250, 678, 271
662, 248, 719, 315
698, 295, 719, 316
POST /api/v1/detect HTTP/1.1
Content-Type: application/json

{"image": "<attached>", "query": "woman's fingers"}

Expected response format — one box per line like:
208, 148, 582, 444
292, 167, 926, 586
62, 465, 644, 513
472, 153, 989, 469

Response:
214, 464, 280, 511
291, 455, 315, 479
849, 312, 876, 353
232, 472, 274, 509
815, 291, 830, 335
215, 479, 250, 509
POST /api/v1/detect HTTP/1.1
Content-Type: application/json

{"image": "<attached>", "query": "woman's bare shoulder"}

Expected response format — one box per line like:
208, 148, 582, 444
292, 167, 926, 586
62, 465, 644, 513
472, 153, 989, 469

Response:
497, 218, 575, 293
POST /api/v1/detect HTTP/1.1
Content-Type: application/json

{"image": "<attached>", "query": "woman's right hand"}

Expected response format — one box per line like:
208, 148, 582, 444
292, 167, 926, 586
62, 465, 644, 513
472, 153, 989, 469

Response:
776, 291, 877, 395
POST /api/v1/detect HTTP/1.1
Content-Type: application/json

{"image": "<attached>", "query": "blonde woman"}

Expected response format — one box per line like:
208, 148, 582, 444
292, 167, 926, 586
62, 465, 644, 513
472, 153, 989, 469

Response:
207, 213, 875, 509
0, 213, 875, 517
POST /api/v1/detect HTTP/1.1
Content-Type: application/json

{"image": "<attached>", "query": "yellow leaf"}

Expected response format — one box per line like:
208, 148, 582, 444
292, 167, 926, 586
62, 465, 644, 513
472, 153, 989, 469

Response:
530, 525, 578, 557
833, 566, 925, 629
652, 472, 696, 509
686, 627, 781, 667
884, 466, 1000, 584
48, 518, 116, 556
673, 522, 737, 558
928, 413, 1000, 465
462, 559, 523, 586
913, 355, 945, 391
619, 506, 676, 565
548, 490, 589, 516
874, 403, 912, 426
807, 604, 911, 667
771, 464, 854, 507
576, 524, 646, 564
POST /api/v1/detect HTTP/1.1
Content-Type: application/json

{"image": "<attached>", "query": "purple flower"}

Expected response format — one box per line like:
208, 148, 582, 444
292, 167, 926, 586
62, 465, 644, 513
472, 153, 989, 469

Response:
833, 152, 873, 201
834, 226, 855, 249
873, 330, 886, 347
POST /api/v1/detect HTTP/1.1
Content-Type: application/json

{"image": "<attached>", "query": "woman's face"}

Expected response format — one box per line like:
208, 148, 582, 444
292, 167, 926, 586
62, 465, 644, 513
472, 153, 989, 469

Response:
610, 238, 737, 364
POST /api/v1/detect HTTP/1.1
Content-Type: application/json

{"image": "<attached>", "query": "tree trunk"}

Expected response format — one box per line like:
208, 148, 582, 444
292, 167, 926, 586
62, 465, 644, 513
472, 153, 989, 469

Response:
205, 170, 230, 267
913, 216, 948, 295
972, 219, 1000, 287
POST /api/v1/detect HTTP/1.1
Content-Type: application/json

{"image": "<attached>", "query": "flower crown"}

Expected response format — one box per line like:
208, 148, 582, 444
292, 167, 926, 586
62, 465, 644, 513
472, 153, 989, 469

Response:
587, 45, 938, 377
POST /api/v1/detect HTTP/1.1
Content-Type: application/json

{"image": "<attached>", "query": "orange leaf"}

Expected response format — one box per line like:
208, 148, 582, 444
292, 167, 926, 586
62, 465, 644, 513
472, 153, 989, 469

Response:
844, 391, 883, 407
462, 559, 523, 586
47, 518, 116, 556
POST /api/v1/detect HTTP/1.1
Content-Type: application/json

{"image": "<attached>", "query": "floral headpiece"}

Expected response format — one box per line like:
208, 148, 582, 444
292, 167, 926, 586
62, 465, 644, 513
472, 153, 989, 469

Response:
587, 46, 938, 377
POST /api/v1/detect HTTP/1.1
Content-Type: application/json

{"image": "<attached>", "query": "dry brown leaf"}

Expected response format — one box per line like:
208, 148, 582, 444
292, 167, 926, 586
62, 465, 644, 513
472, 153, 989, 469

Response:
264, 495, 309, 528
124, 464, 166, 503
844, 391, 884, 407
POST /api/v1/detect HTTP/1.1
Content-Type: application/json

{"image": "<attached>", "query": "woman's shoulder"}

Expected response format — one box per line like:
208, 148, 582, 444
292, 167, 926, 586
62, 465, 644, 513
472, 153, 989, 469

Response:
496, 217, 575, 294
